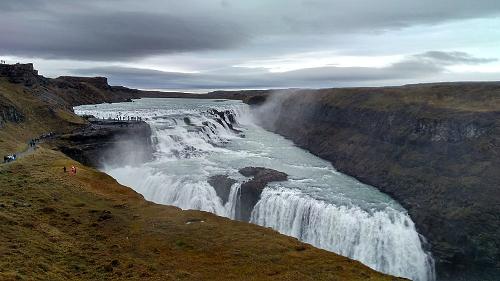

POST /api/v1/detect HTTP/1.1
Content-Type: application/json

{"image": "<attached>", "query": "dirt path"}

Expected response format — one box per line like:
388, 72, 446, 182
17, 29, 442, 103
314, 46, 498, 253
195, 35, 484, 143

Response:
1, 144, 35, 166
1, 134, 55, 166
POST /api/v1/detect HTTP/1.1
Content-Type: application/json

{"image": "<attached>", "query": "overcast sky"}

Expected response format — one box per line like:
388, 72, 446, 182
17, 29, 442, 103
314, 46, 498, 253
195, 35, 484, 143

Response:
1, 0, 499, 91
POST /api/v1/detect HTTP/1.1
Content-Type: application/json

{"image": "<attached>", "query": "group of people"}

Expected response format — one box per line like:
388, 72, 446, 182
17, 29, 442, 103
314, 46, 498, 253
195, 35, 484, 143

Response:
3, 154, 16, 163
38, 131, 55, 139
105, 115, 144, 121
2, 131, 56, 164
29, 132, 55, 147
63, 165, 77, 175
29, 139, 37, 148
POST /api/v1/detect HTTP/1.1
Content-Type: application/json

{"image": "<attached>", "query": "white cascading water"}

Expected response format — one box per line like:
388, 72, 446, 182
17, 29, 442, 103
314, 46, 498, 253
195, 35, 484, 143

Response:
251, 187, 435, 281
75, 98, 435, 281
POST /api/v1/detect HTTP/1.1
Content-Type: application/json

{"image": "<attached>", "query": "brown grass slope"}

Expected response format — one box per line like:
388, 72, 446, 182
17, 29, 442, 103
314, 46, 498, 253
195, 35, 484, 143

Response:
0, 77, 86, 156
0, 149, 405, 281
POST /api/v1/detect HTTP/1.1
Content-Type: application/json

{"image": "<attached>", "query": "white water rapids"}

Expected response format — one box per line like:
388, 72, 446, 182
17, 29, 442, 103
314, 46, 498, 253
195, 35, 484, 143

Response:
75, 98, 435, 281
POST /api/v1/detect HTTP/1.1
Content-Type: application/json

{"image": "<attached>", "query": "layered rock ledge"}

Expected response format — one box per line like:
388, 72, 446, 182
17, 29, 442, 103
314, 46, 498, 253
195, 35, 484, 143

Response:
54, 118, 153, 168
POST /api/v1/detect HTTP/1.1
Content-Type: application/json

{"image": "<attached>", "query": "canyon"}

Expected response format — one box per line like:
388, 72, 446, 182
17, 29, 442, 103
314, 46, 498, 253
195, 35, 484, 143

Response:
1, 63, 499, 280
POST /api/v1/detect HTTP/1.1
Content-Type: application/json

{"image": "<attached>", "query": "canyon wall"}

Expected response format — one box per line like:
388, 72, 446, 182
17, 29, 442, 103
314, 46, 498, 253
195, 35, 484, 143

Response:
252, 84, 500, 280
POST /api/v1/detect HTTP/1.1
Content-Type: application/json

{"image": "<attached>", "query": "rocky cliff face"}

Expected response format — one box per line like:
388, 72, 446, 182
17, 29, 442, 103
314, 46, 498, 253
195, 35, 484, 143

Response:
252, 85, 500, 280
0, 102, 24, 127
236, 167, 288, 221
208, 167, 288, 221
55, 119, 153, 168
0, 63, 181, 111
0, 63, 42, 86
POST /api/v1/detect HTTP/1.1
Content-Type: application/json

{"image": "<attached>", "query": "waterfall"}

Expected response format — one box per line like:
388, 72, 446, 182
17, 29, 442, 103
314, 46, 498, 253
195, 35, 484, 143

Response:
225, 183, 242, 219
251, 187, 435, 281
74, 98, 435, 281
108, 167, 228, 216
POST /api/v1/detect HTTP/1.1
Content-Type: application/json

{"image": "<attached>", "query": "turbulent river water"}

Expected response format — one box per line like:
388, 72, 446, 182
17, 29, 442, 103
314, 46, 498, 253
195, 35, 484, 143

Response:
75, 98, 435, 281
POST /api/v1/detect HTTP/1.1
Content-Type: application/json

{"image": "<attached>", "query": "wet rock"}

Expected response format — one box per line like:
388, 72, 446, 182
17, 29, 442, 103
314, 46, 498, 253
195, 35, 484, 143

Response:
237, 167, 288, 221
208, 109, 242, 133
208, 175, 237, 204
239, 167, 288, 181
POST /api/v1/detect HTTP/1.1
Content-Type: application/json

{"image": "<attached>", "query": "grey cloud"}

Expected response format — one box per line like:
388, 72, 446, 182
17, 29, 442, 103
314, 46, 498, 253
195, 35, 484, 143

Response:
70, 51, 496, 89
1, 0, 500, 61
298, 0, 500, 30
70, 53, 445, 89
415, 51, 498, 65
2, 0, 45, 11
0, 10, 246, 61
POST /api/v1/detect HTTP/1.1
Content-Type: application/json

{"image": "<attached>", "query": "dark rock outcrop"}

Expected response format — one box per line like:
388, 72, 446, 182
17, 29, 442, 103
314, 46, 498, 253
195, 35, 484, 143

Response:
237, 167, 288, 221
255, 85, 500, 280
208, 175, 237, 204
55, 119, 153, 168
57, 76, 111, 90
137, 89, 273, 102
208, 109, 242, 133
208, 168, 288, 221
0, 103, 24, 127
0, 63, 273, 112
0, 63, 42, 86
0, 63, 195, 111
244, 95, 268, 106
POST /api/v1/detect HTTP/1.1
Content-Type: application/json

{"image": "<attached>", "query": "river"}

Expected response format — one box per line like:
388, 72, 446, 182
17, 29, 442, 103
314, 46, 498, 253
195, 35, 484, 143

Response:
75, 98, 435, 281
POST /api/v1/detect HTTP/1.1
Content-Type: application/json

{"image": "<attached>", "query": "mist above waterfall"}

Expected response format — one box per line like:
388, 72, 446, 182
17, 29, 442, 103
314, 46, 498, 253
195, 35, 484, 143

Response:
75, 98, 435, 281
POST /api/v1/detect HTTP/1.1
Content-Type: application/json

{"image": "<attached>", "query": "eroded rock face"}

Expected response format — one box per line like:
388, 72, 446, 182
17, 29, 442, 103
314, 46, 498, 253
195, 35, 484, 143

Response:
208, 175, 237, 204
244, 95, 268, 106
56, 76, 111, 90
0, 104, 24, 127
56, 119, 153, 168
207, 168, 288, 222
255, 87, 500, 280
237, 167, 288, 221
0, 63, 41, 86
208, 109, 242, 133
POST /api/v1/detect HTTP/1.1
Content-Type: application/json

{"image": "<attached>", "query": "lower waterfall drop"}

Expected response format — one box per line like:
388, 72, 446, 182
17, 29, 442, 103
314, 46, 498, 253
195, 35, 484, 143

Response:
251, 187, 435, 281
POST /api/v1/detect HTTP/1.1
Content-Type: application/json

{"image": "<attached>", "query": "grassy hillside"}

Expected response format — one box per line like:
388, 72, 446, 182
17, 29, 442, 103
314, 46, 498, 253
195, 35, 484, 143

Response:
0, 149, 404, 281
0, 77, 86, 156
307, 82, 500, 113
